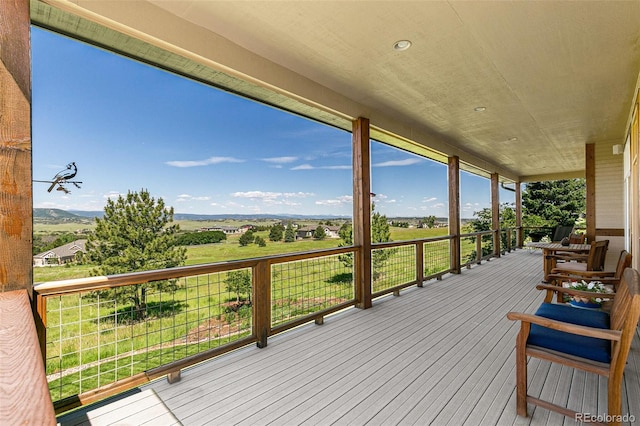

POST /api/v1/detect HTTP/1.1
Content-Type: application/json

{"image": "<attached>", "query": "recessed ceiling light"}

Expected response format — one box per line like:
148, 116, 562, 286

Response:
393, 40, 412, 51
474, 106, 487, 112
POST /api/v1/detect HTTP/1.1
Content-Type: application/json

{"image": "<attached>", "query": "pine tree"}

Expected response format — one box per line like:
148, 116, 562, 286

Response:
284, 223, 296, 242
86, 189, 186, 321
523, 179, 586, 227
269, 224, 284, 242
313, 225, 326, 240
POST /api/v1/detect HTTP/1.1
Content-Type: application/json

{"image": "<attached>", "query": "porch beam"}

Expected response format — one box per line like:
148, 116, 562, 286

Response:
353, 117, 372, 309
491, 173, 500, 257
0, 0, 32, 295
448, 156, 461, 273
585, 143, 596, 242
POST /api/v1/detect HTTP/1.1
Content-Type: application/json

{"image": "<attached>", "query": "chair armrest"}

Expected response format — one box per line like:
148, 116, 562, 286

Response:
506, 311, 621, 341
547, 253, 588, 262
548, 271, 615, 280
535, 284, 615, 299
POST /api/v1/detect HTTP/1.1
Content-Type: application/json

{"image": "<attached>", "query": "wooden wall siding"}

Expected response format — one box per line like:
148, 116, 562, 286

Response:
594, 141, 626, 270
0, 0, 32, 294
595, 141, 624, 228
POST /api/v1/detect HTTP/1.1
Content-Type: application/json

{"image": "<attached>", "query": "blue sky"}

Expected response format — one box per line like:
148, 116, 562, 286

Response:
32, 27, 512, 219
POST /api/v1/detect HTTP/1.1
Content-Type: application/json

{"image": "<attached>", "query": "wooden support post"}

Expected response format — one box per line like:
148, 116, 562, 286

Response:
448, 156, 461, 273
585, 143, 596, 243
0, 0, 32, 296
515, 181, 523, 248
491, 173, 501, 257
253, 261, 270, 348
353, 117, 372, 309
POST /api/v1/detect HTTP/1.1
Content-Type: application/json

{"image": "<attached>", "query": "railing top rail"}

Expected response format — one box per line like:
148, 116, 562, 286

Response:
460, 230, 494, 237
372, 235, 453, 249
34, 246, 359, 297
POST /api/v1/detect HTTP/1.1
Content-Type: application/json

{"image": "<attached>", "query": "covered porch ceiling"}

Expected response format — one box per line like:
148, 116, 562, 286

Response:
32, 0, 640, 182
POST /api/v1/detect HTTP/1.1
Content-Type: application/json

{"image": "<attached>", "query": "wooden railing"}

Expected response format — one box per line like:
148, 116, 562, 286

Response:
31, 233, 518, 415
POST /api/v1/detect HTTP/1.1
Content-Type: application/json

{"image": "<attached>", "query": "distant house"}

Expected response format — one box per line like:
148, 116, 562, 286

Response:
199, 226, 242, 234
33, 239, 87, 267
295, 225, 341, 239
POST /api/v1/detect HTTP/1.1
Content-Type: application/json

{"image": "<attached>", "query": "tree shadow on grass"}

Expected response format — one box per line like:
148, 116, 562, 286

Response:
326, 272, 353, 285
97, 300, 187, 325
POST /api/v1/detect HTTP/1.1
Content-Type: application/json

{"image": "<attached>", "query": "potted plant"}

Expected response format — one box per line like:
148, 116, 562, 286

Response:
562, 280, 614, 309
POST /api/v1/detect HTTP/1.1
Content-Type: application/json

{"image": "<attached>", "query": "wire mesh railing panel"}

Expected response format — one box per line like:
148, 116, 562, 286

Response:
45, 270, 253, 402
461, 235, 478, 265
423, 239, 450, 276
371, 244, 415, 293
271, 253, 354, 327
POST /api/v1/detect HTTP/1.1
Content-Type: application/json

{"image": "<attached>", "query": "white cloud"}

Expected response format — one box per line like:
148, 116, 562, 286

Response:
315, 195, 353, 206
232, 191, 314, 199
103, 191, 124, 200
373, 158, 422, 167
165, 156, 244, 167
290, 163, 351, 170
291, 164, 315, 170
262, 156, 298, 164
423, 197, 437, 203
176, 194, 210, 202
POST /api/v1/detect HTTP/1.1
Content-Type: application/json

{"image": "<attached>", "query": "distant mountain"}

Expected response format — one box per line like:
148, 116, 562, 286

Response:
34, 208, 93, 223
36, 209, 350, 222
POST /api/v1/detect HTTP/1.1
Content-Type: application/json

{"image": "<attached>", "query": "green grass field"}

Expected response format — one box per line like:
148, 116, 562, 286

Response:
33, 224, 451, 282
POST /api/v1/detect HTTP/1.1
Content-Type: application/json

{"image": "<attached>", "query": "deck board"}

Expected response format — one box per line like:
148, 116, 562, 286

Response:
65, 249, 638, 425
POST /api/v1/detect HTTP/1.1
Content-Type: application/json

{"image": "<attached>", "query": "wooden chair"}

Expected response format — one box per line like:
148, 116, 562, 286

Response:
507, 268, 640, 425
548, 239, 609, 274
568, 233, 586, 244
551, 225, 574, 242
545, 250, 632, 303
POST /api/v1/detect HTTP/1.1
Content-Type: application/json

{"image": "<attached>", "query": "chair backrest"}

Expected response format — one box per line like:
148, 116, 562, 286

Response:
586, 239, 609, 271
609, 268, 640, 374
613, 250, 633, 281
568, 233, 585, 244
552, 225, 574, 242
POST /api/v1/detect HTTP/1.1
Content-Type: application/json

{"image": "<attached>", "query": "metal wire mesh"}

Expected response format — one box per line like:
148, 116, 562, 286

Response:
423, 239, 450, 276
371, 244, 415, 293
271, 254, 354, 326
45, 270, 252, 401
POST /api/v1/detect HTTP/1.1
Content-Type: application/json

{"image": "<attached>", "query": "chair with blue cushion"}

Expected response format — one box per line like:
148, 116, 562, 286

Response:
507, 268, 640, 425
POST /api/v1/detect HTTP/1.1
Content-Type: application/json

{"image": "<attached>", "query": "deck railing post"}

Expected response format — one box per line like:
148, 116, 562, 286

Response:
476, 235, 483, 264
34, 292, 47, 364
253, 260, 271, 348
416, 242, 424, 287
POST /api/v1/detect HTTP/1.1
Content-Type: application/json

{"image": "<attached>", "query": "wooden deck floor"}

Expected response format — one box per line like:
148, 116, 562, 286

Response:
60, 249, 640, 425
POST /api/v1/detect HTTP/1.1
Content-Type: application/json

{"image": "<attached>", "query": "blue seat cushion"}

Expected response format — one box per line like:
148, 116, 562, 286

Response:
527, 303, 611, 363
